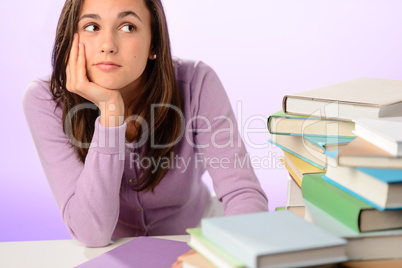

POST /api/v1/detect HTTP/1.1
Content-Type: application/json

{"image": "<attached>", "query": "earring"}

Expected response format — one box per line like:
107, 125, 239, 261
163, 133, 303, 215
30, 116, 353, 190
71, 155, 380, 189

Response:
153, 54, 157, 59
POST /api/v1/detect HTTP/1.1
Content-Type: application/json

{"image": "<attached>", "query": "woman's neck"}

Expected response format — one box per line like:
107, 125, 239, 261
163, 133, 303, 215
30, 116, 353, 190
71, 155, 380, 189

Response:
119, 73, 147, 116
119, 74, 147, 142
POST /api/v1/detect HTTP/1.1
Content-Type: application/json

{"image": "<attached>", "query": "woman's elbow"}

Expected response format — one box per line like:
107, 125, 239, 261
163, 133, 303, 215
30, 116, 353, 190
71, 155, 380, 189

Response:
71, 231, 112, 247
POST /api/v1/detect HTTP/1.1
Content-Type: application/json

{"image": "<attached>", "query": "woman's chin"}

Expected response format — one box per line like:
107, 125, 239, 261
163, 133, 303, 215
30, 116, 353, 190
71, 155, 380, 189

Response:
92, 79, 122, 90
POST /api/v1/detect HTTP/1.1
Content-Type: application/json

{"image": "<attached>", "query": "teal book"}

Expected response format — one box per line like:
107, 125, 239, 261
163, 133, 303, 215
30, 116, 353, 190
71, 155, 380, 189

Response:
304, 200, 402, 261
322, 175, 402, 210
327, 150, 402, 183
302, 173, 402, 232
201, 211, 347, 268
267, 110, 355, 137
356, 167, 402, 183
303, 136, 355, 152
269, 135, 352, 170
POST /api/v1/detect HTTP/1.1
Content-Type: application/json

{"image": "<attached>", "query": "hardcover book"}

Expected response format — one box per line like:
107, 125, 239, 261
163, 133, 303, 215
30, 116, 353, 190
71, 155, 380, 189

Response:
353, 116, 402, 156
325, 153, 402, 210
270, 135, 352, 171
186, 228, 245, 268
283, 77, 402, 121
302, 173, 402, 232
267, 110, 355, 137
281, 151, 326, 187
337, 137, 402, 169
201, 211, 347, 268
304, 200, 402, 261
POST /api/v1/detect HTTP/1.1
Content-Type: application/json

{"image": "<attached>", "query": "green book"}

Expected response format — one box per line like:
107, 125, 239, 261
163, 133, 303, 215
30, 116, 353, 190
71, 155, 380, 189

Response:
267, 110, 355, 137
302, 173, 402, 232
275, 206, 286, 211
186, 228, 245, 268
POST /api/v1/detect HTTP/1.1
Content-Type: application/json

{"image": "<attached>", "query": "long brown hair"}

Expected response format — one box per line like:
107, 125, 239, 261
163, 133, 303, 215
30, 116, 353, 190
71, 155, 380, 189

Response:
49, 0, 183, 192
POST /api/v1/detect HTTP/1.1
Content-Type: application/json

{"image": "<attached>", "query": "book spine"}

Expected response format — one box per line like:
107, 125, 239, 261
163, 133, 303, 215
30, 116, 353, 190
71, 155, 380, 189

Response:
302, 173, 362, 232
267, 116, 274, 134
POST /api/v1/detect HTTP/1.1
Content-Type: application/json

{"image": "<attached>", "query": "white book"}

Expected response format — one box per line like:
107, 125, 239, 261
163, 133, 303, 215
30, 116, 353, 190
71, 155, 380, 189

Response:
353, 116, 402, 156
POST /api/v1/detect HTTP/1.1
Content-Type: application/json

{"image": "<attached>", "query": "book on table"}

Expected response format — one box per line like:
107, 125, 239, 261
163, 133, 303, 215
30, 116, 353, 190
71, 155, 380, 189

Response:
267, 110, 355, 137
201, 210, 347, 268
302, 173, 402, 232
353, 116, 402, 157
325, 151, 402, 210
304, 200, 402, 261
337, 137, 402, 169
269, 134, 352, 169
186, 228, 245, 268
282, 77, 402, 121
75, 237, 191, 268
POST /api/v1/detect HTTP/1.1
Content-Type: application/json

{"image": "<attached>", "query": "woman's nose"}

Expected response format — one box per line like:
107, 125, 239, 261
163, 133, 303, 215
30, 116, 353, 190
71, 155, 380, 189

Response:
99, 31, 118, 54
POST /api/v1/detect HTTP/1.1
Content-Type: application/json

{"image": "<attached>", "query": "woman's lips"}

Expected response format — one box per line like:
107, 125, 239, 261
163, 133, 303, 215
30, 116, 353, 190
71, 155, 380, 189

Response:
95, 61, 121, 71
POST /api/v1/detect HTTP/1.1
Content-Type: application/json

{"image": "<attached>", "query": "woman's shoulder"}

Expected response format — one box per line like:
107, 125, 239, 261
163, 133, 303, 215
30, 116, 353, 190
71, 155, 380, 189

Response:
22, 78, 61, 116
23, 79, 54, 102
173, 57, 218, 85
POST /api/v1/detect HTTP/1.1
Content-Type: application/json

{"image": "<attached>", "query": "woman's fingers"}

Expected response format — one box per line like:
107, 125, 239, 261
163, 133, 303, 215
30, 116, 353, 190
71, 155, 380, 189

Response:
66, 33, 79, 92
70, 33, 79, 73
77, 42, 87, 86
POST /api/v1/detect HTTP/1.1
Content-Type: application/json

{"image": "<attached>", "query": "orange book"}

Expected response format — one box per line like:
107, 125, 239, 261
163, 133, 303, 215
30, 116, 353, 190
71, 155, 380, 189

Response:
337, 137, 402, 169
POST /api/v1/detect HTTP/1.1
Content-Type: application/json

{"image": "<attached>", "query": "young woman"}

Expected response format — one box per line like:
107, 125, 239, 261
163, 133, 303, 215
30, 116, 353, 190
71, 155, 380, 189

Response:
23, 0, 268, 247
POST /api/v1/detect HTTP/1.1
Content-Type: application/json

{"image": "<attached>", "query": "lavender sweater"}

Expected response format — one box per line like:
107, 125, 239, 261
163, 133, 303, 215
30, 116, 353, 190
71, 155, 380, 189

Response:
23, 59, 268, 247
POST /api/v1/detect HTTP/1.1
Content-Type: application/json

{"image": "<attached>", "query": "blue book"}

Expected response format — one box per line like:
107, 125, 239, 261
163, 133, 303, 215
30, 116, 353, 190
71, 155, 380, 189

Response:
324, 159, 402, 210
269, 135, 353, 170
201, 211, 347, 268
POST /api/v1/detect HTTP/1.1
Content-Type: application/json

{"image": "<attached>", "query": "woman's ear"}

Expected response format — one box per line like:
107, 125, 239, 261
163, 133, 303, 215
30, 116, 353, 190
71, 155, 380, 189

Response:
149, 53, 157, 60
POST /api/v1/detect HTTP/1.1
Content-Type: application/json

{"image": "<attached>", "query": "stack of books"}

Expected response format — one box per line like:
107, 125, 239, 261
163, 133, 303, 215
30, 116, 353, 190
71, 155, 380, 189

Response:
175, 78, 402, 267
267, 79, 374, 215
180, 211, 347, 268
273, 77, 402, 261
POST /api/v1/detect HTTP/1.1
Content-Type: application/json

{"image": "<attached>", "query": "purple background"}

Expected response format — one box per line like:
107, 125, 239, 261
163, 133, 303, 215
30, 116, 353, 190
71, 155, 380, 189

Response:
1, 0, 402, 242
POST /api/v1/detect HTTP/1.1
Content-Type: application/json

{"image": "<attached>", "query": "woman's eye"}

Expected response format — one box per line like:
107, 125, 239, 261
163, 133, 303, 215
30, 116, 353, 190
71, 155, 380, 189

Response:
84, 24, 100, 32
121, 25, 136, 33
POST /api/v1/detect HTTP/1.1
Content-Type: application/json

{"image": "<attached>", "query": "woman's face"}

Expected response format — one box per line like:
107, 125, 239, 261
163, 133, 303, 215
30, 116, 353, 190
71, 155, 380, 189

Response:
77, 0, 152, 90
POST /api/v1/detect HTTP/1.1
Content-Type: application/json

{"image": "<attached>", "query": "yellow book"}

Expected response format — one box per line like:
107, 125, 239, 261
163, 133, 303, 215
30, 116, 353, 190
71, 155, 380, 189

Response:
281, 151, 325, 187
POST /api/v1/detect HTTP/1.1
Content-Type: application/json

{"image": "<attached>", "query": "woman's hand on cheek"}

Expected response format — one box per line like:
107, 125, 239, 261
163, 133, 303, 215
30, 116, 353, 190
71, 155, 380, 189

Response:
66, 33, 125, 127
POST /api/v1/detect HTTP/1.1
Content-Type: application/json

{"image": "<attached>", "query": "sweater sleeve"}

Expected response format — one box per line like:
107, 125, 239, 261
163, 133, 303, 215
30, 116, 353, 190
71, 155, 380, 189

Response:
23, 80, 126, 247
189, 62, 269, 215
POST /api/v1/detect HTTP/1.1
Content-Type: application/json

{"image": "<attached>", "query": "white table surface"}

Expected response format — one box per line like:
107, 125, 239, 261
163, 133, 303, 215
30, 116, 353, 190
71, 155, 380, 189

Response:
0, 235, 190, 268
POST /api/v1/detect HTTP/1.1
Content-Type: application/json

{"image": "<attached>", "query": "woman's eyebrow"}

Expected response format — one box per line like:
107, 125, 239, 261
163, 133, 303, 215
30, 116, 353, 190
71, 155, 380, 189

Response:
118, 11, 143, 24
78, 11, 143, 24
78, 14, 100, 22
